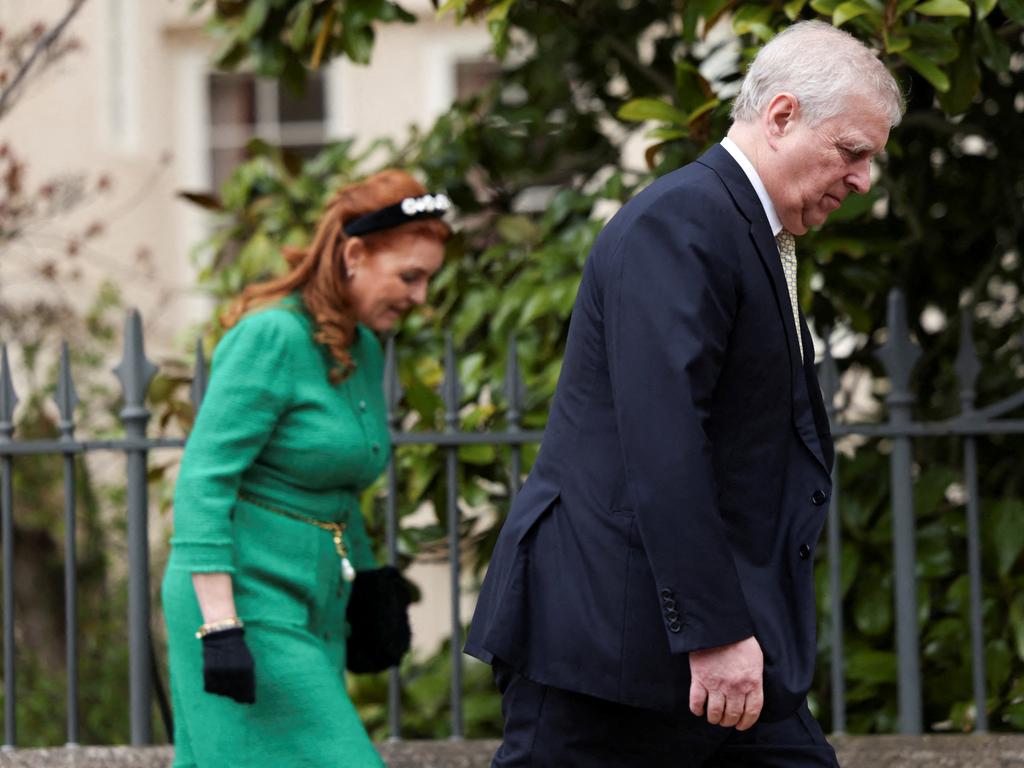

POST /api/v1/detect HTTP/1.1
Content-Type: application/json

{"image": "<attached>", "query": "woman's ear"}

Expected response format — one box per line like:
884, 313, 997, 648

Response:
342, 237, 366, 278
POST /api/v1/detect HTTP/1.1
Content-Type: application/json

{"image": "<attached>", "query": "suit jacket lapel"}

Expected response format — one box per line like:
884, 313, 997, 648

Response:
698, 144, 830, 474
791, 314, 831, 474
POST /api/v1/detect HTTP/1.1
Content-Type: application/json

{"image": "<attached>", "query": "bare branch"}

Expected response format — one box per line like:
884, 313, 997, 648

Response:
0, 0, 88, 121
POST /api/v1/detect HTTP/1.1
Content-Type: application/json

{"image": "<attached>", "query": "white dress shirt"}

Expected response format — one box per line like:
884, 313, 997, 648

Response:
720, 136, 783, 237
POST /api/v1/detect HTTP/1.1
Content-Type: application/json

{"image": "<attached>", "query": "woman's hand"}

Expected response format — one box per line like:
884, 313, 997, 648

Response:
192, 572, 253, 702
201, 627, 256, 704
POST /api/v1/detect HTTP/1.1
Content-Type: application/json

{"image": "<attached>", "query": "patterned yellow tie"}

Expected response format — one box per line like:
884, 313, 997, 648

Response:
775, 230, 804, 363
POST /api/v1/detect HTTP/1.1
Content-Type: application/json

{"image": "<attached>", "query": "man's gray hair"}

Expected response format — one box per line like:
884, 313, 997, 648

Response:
732, 20, 904, 127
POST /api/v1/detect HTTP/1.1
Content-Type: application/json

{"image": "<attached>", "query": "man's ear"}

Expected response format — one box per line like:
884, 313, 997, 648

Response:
763, 93, 800, 149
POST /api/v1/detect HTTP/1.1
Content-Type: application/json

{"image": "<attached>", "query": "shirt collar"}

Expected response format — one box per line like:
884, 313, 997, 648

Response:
720, 136, 783, 237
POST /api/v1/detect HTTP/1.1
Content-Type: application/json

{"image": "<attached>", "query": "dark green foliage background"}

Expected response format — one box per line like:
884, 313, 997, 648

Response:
178, 0, 1024, 737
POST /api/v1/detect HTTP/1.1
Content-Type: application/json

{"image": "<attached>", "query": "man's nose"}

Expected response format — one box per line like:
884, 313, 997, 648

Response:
846, 158, 872, 194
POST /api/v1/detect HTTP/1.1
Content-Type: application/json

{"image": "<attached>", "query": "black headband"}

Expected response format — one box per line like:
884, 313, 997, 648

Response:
342, 193, 452, 237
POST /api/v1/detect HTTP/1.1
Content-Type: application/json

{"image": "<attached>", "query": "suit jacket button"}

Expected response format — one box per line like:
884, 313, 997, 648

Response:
660, 589, 673, 599
663, 598, 677, 610
668, 621, 682, 633
811, 490, 827, 506
666, 609, 679, 621
799, 544, 811, 560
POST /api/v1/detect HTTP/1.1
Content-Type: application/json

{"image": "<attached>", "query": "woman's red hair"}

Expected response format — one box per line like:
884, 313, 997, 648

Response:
221, 169, 450, 382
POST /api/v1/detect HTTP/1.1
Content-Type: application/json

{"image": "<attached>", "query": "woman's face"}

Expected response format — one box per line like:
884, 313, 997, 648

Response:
344, 234, 445, 332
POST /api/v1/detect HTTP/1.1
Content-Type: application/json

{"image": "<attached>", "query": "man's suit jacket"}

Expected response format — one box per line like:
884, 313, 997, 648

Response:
464, 144, 836, 721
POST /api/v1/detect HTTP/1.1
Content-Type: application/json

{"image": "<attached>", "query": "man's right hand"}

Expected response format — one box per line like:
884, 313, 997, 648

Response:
688, 635, 763, 731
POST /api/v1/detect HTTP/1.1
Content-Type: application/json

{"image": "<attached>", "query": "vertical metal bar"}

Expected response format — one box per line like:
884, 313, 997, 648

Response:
504, 335, 524, 504
55, 344, 81, 746
189, 338, 208, 414
963, 437, 988, 731
876, 290, 923, 734
955, 308, 987, 732
383, 336, 403, 740
0, 345, 17, 750
820, 337, 845, 733
443, 334, 463, 739
113, 310, 158, 745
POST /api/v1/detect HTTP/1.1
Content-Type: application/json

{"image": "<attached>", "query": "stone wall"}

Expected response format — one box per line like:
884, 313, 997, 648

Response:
0, 736, 1023, 767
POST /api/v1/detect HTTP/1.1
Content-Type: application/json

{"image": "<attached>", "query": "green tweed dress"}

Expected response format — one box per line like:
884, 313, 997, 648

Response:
161, 294, 390, 768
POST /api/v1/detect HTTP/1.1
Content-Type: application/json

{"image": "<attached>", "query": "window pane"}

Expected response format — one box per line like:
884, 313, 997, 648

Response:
209, 73, 256, 127
278, 73, 326, 124
210, 146, 248, 193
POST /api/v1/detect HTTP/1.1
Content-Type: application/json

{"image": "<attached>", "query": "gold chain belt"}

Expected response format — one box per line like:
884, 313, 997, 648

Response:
238, 493, 356, 582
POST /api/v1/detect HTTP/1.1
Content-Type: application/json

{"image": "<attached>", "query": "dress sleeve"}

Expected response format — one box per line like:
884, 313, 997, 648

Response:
344, 507, 379, 572
170, 310, 300, 573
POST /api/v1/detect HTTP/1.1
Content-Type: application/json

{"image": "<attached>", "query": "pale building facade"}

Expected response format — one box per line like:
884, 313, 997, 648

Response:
0, 0, 493, 657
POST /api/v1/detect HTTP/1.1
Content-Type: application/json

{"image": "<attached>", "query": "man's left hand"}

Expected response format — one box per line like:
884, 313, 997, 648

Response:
688, 635, 764, 731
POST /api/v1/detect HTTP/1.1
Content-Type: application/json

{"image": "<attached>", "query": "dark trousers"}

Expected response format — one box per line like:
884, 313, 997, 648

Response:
491, 664, 839, 768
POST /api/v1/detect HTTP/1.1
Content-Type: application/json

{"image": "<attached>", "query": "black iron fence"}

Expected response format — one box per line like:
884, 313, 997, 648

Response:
0, 287, 1016, 746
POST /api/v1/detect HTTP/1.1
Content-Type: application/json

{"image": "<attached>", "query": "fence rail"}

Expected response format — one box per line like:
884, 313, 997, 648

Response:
0, 287, 1017, 745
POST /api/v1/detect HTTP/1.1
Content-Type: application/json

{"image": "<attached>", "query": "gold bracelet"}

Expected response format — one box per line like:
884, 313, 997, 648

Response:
195, 616, 244, 639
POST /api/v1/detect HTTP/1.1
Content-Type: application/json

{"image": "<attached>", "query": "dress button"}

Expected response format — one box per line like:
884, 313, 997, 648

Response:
371, 443, 381, 453
358, 400, 367, 412
799, 544, 811, 560
811, 490, 827, 506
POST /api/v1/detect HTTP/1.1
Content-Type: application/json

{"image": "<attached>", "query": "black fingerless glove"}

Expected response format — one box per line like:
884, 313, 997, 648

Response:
201, 627, 256, 704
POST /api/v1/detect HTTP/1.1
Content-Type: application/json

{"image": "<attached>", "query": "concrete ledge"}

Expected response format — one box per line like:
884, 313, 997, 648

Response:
0, 736, 1021, 767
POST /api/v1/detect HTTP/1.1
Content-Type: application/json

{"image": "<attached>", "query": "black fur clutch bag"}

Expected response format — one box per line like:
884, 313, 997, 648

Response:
346, 566, 413, 674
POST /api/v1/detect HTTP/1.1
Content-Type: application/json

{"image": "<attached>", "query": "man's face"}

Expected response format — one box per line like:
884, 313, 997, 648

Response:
763, 94, 891, 235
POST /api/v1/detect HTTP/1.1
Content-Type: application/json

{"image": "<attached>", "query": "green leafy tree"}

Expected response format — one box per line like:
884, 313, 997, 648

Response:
188, 0, 1024, 733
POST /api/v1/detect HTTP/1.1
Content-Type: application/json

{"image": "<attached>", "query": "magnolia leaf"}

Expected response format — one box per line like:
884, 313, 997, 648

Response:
646, 127, 690, 141
459, 444, 496, 465
937, 36, 980, 114
834, 1, 871, 27
853, 579, 893, 635
496, 215, 539, 245
846, 649, 898, 684
902, 50, 951, 92
1011, 595, 1024, 662
975, 0, 998, 16
784, 0, 809, 19
288, 2, 315, 49
810, 0, 843, 14
485, 0, 514, 22
617, 98, 690, 126
914, 0, 971, 16
177, 191, 225, 212
240, 0, 271, 38
992, 499, 1024, 577
884, 28, 913, 52
732, 5, 774, 40
976, 19, 1010, 72
999, 0, 1024, 23
688, 98, 720, 123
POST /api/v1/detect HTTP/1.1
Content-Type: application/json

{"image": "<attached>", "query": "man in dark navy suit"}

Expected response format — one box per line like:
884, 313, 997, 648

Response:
466, 21, 904, 767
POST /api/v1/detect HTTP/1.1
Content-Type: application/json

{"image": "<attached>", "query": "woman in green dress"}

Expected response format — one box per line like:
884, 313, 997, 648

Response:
161, 169, 451, 767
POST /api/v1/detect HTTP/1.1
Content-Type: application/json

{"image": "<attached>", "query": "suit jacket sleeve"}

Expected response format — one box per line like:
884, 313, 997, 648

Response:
603, 206, 755, 655
170, 310, 298, 573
